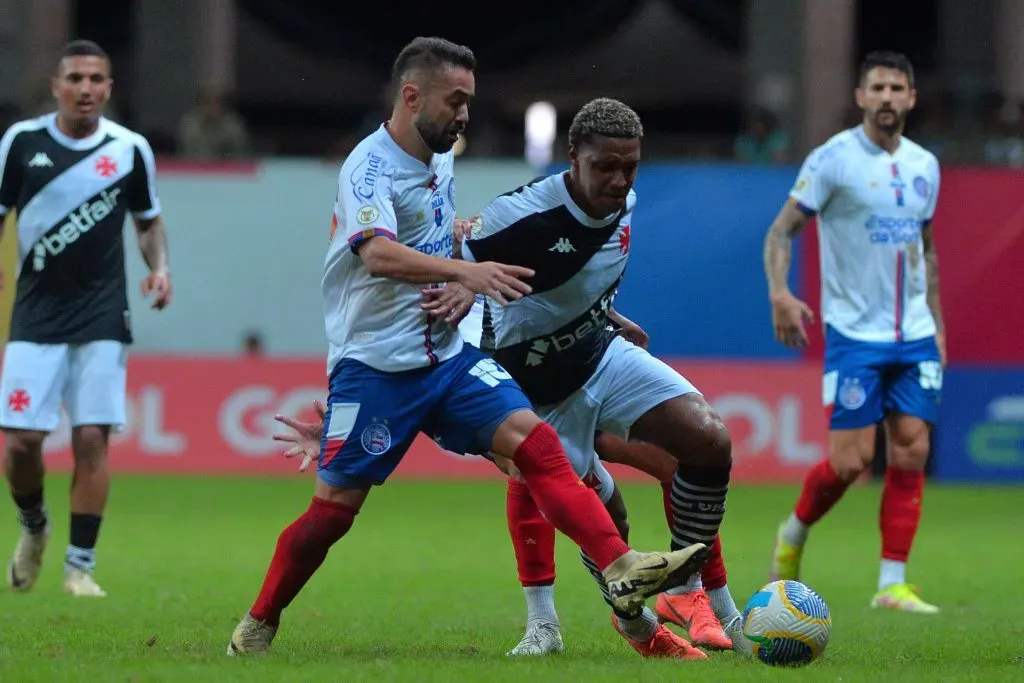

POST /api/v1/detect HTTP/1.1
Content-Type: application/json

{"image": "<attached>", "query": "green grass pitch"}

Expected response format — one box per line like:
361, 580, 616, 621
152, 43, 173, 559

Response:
0, 475, 1021, 682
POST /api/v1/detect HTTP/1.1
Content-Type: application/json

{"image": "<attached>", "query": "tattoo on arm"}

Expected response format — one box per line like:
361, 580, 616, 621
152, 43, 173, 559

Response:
764, 201, 810, 296
921, 223, 943, 331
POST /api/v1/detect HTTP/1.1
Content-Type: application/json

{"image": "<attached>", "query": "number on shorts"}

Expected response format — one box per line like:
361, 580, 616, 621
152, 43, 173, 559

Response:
469, 358, 512, 388
918, 360, 943, 391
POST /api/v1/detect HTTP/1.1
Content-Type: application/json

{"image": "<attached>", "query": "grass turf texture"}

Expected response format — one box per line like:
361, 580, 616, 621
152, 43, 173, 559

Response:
1, 476, 1021, 682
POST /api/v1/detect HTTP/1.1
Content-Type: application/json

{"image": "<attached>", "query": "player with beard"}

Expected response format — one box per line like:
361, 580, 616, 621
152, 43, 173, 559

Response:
227, 37, 709, 655
764, 51, 945, 613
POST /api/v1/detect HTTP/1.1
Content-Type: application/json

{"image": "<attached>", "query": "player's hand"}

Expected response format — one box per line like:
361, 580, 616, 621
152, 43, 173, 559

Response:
936, 330, 947, 367
609, 310, 649, 349
456, 261, 534, 306
453, 216, 477, 243
273, 399, 327, 473
770, 290, 815, 348
420, 282, 475, 326
141, 270, 172, 310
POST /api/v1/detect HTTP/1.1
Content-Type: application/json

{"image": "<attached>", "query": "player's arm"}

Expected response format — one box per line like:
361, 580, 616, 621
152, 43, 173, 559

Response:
764, 149, 836, 348
921, 161, 946, 364
0, 125, 26, 239
763, 200, 811, 299
127, 136, 172, 309
0, 126, 27, 289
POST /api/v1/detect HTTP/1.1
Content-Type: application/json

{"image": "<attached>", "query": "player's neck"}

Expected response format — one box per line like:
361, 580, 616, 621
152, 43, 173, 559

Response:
862, 120, 902, 154
385, 117, 433, 165
56, 114, 101, 140
562, 173, 605, 220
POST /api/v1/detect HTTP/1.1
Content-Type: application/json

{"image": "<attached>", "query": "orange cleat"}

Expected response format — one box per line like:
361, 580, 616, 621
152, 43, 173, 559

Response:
611, 613, 708, 660
655, 590, 733, 651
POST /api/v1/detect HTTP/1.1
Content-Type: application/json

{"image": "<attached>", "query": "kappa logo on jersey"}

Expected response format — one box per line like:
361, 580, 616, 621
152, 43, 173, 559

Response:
350, 151, 385, 200
32, 188, 121, 271
549, 238, 576, 253
525, 288, 616, 367
28, 153, 52, 168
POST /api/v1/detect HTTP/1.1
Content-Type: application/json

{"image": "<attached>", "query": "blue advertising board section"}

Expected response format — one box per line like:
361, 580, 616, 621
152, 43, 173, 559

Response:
548, 163, 804, 359
935, 369, 1024, 483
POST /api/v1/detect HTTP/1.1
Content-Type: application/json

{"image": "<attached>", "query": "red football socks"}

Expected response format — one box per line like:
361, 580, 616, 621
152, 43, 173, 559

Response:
512, 423, 630, 570
506, 478, 557, 586
794, 460, 851, 525
250, 497, 357, 626
880, 467, 925, 562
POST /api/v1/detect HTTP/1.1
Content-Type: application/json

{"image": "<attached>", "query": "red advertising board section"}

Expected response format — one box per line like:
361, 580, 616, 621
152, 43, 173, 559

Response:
32, 357, 828, 483
802, 168, 1024, 364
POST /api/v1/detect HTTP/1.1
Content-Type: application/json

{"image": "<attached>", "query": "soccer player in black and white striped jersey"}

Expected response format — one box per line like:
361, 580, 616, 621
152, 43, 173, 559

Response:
0, 40, 172, 597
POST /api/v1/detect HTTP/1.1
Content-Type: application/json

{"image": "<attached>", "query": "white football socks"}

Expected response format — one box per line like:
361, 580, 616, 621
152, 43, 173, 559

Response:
878, 559, 907, 591
523, 585, 559, 625
780, 513, 810, 546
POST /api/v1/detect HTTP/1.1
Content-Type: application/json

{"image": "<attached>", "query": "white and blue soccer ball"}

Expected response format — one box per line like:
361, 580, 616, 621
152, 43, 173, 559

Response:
741, 580, 831, 667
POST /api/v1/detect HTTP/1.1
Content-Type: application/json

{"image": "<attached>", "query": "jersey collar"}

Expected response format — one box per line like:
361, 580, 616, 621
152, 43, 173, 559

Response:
555, 172, 627, 229
45, 113, 109, 151
853, 124, 903, 158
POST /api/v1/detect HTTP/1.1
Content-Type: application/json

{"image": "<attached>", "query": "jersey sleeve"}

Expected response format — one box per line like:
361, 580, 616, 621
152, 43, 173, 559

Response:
461, 195, 521, 264
0, 126, 24, 217
922, 157, 941, 223
338, 165, 398, 254
126, 135, 162, 220
789, 146, 839, 216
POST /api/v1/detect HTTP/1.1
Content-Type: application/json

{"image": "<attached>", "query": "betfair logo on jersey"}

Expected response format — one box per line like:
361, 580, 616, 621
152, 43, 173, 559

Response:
525, 289, 616, 367
32, 189, 121, 271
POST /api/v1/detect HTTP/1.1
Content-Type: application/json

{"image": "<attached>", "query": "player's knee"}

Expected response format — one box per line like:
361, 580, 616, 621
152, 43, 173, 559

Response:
4, 429, 46, 461
889, 428, 930, 470
829, 444, 873, 482
689, 409, 733, 471
71, 425, 110, 470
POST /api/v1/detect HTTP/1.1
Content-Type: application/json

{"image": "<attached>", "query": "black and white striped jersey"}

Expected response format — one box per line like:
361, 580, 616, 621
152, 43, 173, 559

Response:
0, 114, 161, 344
463, 173, 633, 406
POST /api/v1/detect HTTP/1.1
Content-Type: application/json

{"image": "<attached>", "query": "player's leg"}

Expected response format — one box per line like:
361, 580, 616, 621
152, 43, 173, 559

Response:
871, 343, 942, 613
503, 465, 563, 656
441, 346, 709, 617
579, 464, 706, 660
1, 342, 68, 591
228, 360, 429, 654
772, 331, 884, 581
591, 431, 732, 650
61, 341, 133, 597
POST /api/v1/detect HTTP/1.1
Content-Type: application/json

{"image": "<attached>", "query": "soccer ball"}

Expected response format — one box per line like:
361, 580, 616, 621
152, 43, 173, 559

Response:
740, 580, 831, 667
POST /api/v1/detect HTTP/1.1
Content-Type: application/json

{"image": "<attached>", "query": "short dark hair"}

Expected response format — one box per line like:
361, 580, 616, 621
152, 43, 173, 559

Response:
568, 98, 643, 148
391, 37, 476, 86
60, 40, 109, 63
859, 51, 914, 88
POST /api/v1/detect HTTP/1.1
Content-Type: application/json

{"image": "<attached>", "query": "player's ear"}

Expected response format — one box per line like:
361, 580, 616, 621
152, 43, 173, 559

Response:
50, 75, 60, 100
568, 142, 579, 169
401, 81, 422, 112
854, 87, 865, 109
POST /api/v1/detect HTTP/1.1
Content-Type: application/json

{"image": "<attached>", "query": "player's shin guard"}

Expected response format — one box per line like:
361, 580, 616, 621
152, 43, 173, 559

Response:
880, 467, 924, 564
794, 460, 851, 526
512, 423, 629, 570
506, 478, 556, 586
668, 462, 730, 553
249, 497, 357, 626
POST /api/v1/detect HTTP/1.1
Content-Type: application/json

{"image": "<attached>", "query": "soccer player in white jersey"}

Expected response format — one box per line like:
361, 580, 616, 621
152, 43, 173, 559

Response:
227, 37, 709, 655
0, 40, 171, 598
764, 51, 944, 613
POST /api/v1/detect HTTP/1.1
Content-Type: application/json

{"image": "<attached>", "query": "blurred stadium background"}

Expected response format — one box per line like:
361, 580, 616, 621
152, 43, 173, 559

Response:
0, 1, 1022, 678
1, 0, 1018, 485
